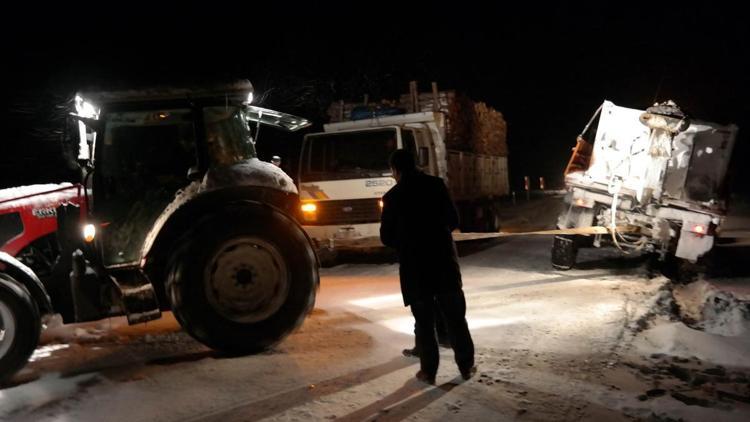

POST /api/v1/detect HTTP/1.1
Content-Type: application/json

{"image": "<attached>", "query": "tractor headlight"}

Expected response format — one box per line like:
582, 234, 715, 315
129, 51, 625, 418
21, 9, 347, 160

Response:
83, 224, 96, 243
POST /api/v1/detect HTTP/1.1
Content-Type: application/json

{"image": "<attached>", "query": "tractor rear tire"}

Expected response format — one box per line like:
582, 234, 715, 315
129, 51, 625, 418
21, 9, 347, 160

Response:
166, 204, 318, 354
551, 235, 577, 270
0, 273, 41, 383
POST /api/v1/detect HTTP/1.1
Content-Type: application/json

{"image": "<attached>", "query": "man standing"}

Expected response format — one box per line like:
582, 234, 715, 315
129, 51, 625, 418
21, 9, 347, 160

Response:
380, 149, 476, 384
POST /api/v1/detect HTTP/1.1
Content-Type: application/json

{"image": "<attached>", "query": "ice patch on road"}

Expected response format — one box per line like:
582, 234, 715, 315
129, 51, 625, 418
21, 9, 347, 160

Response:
29, 344, 70, 362
350, 293, 403, 309
379, 316, 525, 336
0, 373, 98, 419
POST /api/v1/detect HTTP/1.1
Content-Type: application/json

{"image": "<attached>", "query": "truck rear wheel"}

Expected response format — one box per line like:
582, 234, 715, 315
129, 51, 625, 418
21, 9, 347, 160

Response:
551, 235, 577, 270
0, 274, 41, 383
166, 204, 318, 354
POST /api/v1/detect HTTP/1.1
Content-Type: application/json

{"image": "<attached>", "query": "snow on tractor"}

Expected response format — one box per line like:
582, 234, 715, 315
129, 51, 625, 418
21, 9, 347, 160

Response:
553, 100, 738, 270
0, 81, 318, 381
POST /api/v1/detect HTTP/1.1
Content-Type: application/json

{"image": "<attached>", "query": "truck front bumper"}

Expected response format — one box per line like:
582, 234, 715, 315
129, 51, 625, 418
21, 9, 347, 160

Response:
303, 223, 384, 250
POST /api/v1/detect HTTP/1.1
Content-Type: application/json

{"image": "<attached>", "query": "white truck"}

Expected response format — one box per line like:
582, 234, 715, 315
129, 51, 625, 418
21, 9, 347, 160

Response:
552, 100, 738, 270
296, 105, 509, 254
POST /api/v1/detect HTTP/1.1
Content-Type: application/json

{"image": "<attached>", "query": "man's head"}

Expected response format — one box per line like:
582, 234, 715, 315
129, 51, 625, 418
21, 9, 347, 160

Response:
389, 149, 416, 182
271, 155, 282, 167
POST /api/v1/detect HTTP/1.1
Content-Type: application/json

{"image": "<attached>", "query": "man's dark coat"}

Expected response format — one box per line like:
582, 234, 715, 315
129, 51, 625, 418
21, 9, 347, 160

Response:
380, 171, 462, 306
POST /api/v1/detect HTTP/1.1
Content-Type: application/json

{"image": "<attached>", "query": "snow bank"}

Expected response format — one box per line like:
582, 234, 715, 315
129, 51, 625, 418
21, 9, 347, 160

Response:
672, 280, 750, 337
634, 320, 750, 367
634, 279, 750, 367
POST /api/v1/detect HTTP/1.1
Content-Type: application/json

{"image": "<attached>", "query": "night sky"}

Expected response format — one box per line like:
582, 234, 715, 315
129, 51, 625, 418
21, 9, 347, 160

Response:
3, 4, 748, 195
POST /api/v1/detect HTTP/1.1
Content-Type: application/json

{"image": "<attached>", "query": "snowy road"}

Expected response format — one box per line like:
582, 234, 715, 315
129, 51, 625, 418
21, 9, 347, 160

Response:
1, 236, 749, 421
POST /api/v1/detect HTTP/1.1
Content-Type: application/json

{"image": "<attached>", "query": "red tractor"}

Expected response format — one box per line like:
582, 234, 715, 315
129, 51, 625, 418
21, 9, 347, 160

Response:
0, 81, 318, 381
1, 183, 85, 272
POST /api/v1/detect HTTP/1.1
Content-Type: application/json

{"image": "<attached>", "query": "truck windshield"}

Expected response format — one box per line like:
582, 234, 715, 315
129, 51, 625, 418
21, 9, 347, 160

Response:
204, 106, 257, 167
300, 129, 397, 182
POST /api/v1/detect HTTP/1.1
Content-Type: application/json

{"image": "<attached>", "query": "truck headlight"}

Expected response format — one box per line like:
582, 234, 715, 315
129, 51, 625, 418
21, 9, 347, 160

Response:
301, 202, 317, 222
83, 224, 96, 243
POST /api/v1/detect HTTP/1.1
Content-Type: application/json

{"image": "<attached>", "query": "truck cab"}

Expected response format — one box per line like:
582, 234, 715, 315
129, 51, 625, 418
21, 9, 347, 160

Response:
297, 112, 444, 251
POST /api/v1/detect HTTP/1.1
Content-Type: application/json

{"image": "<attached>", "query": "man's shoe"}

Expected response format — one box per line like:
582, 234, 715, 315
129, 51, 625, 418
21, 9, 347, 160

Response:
402, 347, 419, 358
459, 365, 477, 380
415, 370, 436, 385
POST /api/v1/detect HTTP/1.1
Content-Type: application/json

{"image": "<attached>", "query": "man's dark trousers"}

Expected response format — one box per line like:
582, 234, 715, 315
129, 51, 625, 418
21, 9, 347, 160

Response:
411, 289, 474, 377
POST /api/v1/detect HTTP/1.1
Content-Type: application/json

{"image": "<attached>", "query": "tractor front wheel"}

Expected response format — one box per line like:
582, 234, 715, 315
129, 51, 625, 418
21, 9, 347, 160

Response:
0, 274, 41, 383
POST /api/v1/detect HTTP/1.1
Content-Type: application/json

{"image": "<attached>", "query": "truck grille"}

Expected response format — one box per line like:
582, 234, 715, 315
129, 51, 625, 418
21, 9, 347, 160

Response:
311, 198, 382, 226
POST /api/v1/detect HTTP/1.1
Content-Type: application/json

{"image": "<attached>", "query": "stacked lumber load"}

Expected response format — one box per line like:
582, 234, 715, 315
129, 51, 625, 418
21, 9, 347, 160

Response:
472, 101, 508, 156
326, 84, 508, 158
398, 90, 507, 157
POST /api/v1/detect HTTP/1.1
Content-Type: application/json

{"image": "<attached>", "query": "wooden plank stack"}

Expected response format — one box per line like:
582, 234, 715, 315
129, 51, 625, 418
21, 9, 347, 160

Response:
397, 90, 507, 157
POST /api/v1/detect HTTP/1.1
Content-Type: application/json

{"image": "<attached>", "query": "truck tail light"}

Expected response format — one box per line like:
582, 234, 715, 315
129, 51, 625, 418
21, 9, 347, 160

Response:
687, 222, 715, 237
573, 196, 594, 208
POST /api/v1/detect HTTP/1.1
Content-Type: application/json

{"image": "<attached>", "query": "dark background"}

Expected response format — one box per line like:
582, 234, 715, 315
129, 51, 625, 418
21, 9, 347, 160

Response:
3, 4, 748, 196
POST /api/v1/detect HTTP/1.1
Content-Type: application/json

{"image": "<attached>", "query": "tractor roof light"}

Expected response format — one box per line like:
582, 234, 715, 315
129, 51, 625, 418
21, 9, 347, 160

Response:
75, 95, 100, 119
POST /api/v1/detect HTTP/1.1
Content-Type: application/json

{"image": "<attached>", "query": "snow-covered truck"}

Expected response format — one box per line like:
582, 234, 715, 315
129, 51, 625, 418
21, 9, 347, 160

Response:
552, 100, 738, 270
297, 87, 509, 254
0, 81, 318, 382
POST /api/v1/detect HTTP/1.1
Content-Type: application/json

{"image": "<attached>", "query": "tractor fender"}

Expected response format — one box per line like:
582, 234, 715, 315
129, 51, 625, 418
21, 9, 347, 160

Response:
141, 158, 298, 263
0, 251, 53, 314
141, 185, 314, 268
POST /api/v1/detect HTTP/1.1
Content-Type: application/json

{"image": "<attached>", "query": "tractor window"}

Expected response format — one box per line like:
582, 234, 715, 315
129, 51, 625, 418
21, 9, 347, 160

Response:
204, 107, 256, 167
101, 109, 197, 192
97, 109, 197, 266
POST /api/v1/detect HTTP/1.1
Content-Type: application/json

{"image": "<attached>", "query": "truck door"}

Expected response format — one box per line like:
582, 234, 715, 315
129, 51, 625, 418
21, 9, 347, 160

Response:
402, 127, 436, 176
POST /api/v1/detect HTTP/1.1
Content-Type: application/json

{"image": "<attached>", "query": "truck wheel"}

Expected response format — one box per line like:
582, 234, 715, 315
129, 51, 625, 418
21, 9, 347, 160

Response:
551, 235, 577, 270
0, 274, 41, 383
485, 207, 501, 232
166, 204, 318, 354
317, 247, 339, 268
